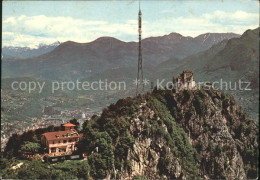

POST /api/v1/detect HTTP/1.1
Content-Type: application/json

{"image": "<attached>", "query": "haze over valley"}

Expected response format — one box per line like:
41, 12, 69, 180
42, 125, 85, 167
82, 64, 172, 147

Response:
2, 28, 259, 148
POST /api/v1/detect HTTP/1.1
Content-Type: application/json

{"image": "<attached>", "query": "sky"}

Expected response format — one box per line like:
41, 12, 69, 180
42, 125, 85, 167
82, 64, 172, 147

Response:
2, 0, 259, 48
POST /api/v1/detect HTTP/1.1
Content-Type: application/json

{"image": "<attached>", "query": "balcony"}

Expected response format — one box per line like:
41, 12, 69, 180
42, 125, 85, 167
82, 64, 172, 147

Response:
48, 141, 77, 148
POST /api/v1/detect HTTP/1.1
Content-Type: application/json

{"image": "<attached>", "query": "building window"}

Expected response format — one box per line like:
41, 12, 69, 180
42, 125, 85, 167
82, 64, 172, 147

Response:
53, 141, 55, 144
51, 148, 56, 153
59, 147, 66, 152
64, 140, 67, 143
58, 141, 60, 143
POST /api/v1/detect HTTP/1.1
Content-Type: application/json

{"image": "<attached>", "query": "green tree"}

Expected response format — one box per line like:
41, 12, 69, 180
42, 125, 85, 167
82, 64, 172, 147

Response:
17, 161, 51, 179
70, 118, 80, 131
21, 141, 40, 154
77, 161, 90, 179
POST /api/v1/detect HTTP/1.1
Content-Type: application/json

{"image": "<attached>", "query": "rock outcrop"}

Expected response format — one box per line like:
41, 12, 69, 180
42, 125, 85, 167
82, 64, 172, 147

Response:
80, 88, 258, 179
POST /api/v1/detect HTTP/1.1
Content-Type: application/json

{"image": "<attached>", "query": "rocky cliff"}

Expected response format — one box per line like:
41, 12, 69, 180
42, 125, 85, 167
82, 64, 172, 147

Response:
80, 87, 258, 179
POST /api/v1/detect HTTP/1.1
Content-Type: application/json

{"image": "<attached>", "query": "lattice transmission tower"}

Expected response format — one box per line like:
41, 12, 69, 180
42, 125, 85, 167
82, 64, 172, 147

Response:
136, 0, 144, 96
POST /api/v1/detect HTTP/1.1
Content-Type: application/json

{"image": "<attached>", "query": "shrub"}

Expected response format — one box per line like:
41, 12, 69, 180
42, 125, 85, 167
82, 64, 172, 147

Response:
193, 95, 207, 117
21, 141, 40, 155
215, 144, 223, 154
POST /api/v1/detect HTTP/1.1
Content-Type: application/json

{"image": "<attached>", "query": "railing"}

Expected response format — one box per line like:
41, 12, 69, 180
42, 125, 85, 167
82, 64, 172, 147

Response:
48, 141, 77, 147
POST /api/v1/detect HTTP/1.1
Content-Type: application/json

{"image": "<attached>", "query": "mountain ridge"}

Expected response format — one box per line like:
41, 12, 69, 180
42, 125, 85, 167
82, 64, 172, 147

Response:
2, 87, 257, 179
154, 27, 259, 118
2, 41, 61, 59
2, 32, 239, 80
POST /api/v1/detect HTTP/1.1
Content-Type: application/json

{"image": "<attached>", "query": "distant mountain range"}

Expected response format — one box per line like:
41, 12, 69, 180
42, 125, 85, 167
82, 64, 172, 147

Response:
2, 29, 258, 118
154, 27, 259, 118
77, 28, 259, 118
156, 28, 259, 83
2, 41, 61, 59
2, 32, 239, 80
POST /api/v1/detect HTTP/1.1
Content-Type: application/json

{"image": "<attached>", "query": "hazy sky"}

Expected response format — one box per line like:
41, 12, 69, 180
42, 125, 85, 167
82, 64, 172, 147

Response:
3, 0, 259, 48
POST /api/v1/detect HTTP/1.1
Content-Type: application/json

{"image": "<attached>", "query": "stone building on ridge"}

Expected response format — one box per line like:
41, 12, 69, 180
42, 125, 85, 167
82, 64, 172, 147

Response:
176, 70, 196, 89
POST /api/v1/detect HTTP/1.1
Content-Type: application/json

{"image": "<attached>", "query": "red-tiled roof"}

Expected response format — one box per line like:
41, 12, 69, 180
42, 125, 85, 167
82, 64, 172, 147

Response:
63, 123, 76, 127
42, 129, 79, 141
183, 70, 193, 73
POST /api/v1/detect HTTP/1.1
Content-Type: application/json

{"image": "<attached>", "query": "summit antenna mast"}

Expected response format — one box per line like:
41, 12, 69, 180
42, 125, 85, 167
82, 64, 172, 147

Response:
136, 0, 144, 96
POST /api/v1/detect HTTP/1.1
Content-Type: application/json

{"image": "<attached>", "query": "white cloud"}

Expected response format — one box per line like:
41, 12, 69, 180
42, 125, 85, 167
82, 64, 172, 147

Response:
203, 10, 258, 25
2, 10, 259, 47
2, 15, 135, 47
143, 10, 258, 38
